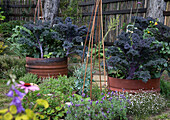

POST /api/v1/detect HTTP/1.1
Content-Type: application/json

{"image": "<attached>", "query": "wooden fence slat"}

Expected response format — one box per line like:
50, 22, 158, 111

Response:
9, 13, 34, 17
79, 0, 138, 6
9, 4, 36, 8
82, 8, 147, 16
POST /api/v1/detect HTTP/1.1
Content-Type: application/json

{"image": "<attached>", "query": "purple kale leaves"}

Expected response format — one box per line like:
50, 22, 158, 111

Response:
18, 17, 87, 58
106, 31, 166, 82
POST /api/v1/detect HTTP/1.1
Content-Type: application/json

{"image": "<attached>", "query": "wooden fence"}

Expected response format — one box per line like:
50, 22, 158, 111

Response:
0, 0, 45, 22
79, 0, 170, 43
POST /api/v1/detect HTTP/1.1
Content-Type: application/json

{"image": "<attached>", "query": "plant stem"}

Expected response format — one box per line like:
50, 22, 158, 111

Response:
39, 42, 43, 58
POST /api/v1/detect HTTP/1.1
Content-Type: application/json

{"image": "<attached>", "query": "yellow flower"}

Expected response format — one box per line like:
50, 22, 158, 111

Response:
147, 31, 150, 34
150, 21, 152, 23
155, 22, 158, 25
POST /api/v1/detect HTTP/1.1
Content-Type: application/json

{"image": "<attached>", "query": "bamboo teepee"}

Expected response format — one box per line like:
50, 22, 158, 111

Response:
81, 0, 107, 99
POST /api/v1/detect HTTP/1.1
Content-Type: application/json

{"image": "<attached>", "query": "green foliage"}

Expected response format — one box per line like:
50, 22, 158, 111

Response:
0, 55, 26, 79
56, 75, 76, 95
73, 63, 94, 94
22, 76, 75, 119
6, 25, 33, 57
160, 79, 170, 99
36, 99, 49, 109
103, 16, 120, 41
43, 52, 53, 58
91, 42, 108, 59
87, 83, 103, 101
0, 20, 25, 38
18, 73, 41, 85
69, 55, 81, 63
127, 92, 167, 118
143, 19, 170, 76
0, 7, 5, 21
154, 112, 170, 120
59, 0, 81, 23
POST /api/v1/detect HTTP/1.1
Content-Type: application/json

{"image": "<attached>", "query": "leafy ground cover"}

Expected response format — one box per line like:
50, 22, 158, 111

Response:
0, 79, 11, 109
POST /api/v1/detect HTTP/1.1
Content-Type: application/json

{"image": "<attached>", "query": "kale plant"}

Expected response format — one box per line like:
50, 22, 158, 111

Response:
18, 20, 61, 58
53, 17, 88, 57
106, 17, 169, 82
132, 16, 170, 76
16, 17, 87, 58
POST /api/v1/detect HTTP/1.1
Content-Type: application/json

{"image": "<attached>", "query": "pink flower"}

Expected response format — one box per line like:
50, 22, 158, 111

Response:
17, 81, 39, 93
137, 2, 142, 4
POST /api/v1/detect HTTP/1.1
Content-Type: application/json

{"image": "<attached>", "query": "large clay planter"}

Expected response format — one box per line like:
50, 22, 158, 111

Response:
26, 57, 68, 78
108, 77, 160, 93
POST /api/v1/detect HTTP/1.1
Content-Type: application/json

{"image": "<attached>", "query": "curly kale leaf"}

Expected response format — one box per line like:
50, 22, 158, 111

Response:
134, 71, 151, 83
53, 17, 87, 57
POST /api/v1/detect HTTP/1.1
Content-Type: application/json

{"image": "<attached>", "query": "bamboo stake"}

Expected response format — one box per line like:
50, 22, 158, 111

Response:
100, 0, 106, 87
90, 20, 94, 99
37, 0, 40, 20
34, 0, 38, 22
164, 2, 169, 26
93, 18, 98, 69
82, 3, 96, 63
98, 4, 102, 91
93, 8, 101, 69
99, 0, 107, 100
40, 0, 44, 21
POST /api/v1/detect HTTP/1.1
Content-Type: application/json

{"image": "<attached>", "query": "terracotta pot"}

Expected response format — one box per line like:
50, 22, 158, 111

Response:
26, 57, 68, 78
108, 77, 160, 93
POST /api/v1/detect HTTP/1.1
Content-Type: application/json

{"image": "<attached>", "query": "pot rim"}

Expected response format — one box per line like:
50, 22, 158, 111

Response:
26, 57, 67, 65
108, 76, 160, 81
